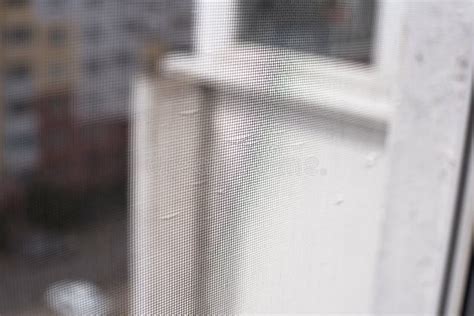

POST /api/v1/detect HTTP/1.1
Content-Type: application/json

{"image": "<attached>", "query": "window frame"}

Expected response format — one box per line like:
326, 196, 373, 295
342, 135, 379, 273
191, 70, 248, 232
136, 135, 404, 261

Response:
162, 0, 406, 131
193, 0, 405, 80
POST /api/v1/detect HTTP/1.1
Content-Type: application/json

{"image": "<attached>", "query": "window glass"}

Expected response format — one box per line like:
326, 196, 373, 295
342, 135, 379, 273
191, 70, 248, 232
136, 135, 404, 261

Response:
239, 0, 377, 63
5, 64, 31, 81
7, 99, 31, 115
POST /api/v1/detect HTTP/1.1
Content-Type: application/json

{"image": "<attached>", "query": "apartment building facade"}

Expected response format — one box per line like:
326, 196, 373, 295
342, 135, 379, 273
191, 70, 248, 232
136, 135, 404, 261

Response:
0, 0, 78, 177
32, 0, 194, 122
1, 0, 188, 173
1, 0, 40, 177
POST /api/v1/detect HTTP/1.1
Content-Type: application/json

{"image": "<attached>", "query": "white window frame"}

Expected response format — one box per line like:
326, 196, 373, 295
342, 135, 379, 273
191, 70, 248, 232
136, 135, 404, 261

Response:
444, 123, 474, 315
162, 0, 408, 132
195, 0, 404, 77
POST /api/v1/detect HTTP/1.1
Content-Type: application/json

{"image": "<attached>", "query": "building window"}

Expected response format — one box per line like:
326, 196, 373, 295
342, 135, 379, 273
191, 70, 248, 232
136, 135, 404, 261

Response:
48, 27, 67, 47
5, 63, 31, 81
7, 99, 31, 115
3, 26, 33, 46
239, 0, 377, 63
5, 134, 36, 150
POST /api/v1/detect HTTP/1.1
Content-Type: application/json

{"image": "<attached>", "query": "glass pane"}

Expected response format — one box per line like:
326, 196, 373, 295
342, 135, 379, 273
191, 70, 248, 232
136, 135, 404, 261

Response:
239, 0, 377, 63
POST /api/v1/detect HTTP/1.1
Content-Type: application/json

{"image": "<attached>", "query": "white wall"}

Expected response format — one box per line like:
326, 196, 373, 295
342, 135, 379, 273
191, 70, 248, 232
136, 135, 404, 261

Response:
203, 89, 387, 313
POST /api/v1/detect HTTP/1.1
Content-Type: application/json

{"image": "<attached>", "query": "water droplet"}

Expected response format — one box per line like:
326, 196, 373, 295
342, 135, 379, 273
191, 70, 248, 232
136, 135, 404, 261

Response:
335, 195, 344, 206
365, 152, 379, 168
455, 73, 467, 82
458, 56, 469, 68
415, 53, 424, 63
446, 152, 456, 167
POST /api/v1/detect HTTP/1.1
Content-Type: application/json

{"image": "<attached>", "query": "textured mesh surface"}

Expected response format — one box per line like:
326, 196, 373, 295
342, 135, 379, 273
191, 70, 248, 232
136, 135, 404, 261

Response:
0, 0, 408, 314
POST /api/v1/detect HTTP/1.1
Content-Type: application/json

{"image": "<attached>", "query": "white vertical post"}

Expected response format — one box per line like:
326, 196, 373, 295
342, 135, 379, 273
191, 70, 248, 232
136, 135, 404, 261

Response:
194, 0, 239, 57
374, 1, 473, 313
130, 76, 155, 315
130, 76, 204, 314
373, 0, 406, 81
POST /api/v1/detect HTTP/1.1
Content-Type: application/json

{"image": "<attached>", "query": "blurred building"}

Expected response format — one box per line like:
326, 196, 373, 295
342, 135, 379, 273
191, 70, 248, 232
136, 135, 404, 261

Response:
0, 0, 77, 177
35, 89, 75, 185
32, 0, 194, 121
0, 0, 192, 313
1, 0, 194, 187
240, 0, 377, 63
0, 0, 41, 177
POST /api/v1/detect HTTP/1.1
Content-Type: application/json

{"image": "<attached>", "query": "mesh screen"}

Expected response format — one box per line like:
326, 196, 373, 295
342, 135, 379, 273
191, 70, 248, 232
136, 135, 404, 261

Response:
1, 0, 465, 315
